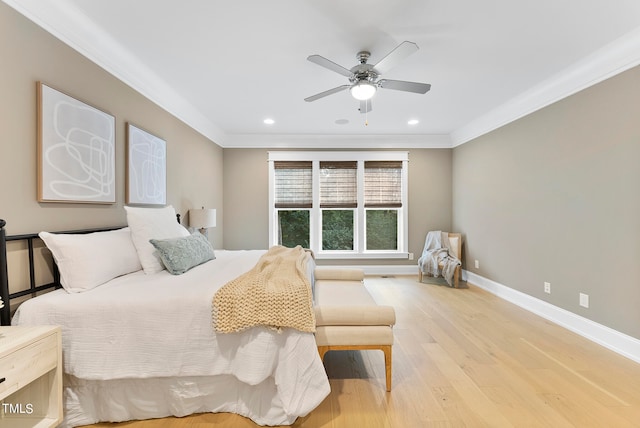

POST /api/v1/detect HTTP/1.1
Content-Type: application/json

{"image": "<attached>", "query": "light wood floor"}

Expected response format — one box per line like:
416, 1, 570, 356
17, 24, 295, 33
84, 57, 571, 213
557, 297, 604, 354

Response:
84, 276, 640, 427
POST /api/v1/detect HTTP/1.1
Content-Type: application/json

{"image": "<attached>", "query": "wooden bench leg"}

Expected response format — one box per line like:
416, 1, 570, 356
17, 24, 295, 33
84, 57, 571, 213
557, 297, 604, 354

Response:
382, 345, 392, 392
318, 346, 329, 361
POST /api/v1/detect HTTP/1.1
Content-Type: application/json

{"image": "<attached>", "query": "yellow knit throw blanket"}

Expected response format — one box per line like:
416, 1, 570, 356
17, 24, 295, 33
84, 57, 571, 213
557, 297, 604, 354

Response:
212, 245, 315, 334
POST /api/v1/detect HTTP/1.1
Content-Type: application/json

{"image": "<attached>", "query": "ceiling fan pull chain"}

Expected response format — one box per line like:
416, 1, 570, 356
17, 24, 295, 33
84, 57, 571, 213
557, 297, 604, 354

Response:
365, 99, 369, 126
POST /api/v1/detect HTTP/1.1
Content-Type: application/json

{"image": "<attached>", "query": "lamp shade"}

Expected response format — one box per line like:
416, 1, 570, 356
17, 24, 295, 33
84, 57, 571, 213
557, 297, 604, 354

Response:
350, 82, 376, 101
189, 208, 216, 229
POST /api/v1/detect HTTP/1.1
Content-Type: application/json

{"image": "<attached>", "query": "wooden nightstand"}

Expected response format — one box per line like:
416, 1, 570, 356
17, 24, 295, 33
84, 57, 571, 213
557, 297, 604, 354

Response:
0, 325, 62, 427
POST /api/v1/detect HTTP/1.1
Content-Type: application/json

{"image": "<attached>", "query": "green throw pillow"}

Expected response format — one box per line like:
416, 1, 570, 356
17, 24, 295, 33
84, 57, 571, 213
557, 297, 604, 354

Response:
150, 232, 215, 275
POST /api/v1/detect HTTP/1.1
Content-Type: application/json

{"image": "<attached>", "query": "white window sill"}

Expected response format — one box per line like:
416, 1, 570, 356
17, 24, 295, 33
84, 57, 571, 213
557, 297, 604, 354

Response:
315, 252, 409, 260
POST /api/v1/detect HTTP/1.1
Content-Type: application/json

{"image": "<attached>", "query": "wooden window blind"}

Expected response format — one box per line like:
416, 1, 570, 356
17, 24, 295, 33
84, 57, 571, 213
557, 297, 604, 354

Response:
274, 161, 312, 208
364, 161, 403, 208
319, 161, 357, 208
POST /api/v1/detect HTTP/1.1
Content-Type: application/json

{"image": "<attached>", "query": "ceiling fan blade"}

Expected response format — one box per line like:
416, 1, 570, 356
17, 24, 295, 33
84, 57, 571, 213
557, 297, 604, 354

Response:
378, 79, 431, 94
307, 55, 353, 78
372, 41, 419, 75
304, 85, 350, 102
359, 99, 372, 114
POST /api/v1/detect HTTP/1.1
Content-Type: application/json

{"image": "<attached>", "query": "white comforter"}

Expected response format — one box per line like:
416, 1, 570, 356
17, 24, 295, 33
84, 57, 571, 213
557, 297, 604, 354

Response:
13, 250, 330, 425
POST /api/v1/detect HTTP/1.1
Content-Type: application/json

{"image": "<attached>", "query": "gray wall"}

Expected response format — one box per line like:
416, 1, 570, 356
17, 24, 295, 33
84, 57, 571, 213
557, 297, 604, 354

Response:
222, 149, 270, 250
452, 65, 640, 339
223, 148, 453, 266
0, 3, 224, 247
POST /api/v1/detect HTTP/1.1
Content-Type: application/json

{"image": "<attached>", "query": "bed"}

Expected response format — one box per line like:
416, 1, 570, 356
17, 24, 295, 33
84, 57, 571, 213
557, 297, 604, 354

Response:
0, 208, 330, 427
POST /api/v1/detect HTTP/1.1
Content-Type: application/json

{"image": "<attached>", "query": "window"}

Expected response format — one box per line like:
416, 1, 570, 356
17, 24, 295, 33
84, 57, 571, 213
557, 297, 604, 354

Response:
364, 161, 402, 251
269, 152, 408, 259
320, 161, 356, 251
273, 161, 311, 248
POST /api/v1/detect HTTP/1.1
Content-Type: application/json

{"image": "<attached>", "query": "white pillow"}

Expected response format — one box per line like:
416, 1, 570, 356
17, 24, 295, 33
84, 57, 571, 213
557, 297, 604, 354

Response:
39, 228, 142, 293
125, 205, 190, 274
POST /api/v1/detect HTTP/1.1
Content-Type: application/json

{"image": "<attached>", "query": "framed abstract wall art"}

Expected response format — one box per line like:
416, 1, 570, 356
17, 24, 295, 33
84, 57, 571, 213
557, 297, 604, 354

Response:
37, 82, 116, 203
125, 123, 167, 205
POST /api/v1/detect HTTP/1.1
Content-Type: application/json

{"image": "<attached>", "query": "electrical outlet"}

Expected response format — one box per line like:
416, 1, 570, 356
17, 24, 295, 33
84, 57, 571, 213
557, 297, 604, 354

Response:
408, 252, 414, 260
544, 282, 551, 294
580, 293, 589, 308
474, 259, 480, 269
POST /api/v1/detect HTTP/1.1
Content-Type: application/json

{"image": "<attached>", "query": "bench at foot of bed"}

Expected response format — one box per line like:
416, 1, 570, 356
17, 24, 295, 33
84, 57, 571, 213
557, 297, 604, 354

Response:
313, 268, 396, 392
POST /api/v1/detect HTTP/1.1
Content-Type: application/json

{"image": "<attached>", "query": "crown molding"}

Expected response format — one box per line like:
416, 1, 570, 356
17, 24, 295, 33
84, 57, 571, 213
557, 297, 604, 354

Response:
451, 27, 640, 147
223, 133, 452, 149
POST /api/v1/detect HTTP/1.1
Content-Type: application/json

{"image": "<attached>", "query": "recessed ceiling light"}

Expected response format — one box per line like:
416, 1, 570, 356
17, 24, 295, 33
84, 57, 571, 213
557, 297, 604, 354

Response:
408, 119, 419, 125
263, 118, 275, 125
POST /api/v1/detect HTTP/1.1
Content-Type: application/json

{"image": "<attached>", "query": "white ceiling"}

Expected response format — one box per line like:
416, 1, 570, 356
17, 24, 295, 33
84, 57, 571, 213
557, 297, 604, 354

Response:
5, 0, 640, 148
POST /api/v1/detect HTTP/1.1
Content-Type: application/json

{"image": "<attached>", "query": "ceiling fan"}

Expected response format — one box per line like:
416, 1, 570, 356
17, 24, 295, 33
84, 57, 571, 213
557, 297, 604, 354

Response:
304, 41, 431, 113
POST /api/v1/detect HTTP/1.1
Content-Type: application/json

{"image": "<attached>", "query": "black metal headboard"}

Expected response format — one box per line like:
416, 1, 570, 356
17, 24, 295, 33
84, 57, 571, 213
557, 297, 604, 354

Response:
0, 219, 124, 325
0, 214, 183, 325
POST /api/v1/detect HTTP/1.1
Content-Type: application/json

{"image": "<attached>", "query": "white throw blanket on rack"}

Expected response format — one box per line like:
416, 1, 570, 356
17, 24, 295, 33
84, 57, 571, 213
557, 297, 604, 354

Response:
418, 231, 461, 287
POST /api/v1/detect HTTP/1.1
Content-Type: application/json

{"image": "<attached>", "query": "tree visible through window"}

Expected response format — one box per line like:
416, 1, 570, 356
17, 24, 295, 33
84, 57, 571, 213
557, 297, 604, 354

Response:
366, 209, 397, 250
278, 210, 309, 248
322, 210, 353, 250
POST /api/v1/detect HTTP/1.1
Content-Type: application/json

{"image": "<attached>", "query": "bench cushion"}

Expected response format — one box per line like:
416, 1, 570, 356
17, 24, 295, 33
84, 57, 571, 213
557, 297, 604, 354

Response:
315, 325, 394, 346
315, 305, 396, 326
315, 280, 374, 305
314, 279, 396, 326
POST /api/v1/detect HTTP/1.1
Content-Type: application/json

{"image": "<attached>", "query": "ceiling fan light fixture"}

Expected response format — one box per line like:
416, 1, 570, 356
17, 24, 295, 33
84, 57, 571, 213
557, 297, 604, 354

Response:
350, 82, 376, 101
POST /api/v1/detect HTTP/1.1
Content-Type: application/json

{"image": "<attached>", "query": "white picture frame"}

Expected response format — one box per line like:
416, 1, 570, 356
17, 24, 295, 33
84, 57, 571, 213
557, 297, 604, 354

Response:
126, 123, 167, 206
37, 82, 116, 203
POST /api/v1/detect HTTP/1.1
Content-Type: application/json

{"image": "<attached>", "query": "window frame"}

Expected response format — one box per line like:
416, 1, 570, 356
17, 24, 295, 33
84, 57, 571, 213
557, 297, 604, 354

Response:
268, 151, 409, 259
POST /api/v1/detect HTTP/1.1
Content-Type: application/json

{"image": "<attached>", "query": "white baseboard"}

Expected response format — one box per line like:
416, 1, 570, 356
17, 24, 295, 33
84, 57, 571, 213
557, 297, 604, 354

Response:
464, 270, 640, 364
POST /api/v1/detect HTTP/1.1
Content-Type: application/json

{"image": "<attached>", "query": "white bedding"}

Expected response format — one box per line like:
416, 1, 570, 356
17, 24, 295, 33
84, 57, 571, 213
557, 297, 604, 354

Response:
13, 250, 330, 426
